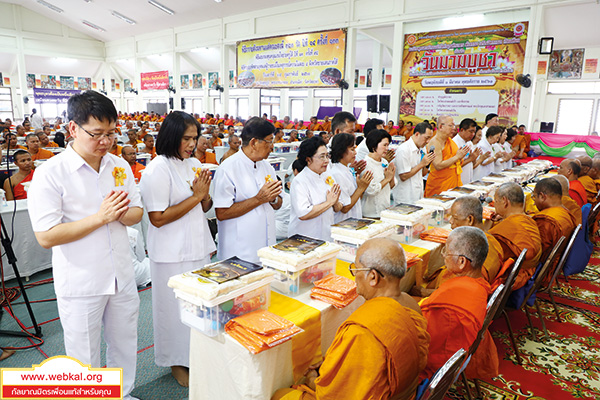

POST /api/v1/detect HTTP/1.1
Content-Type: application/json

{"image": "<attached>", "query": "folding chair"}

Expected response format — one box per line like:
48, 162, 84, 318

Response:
587, 203, 600, 242
493, 249, 527, 364
460, 284, 505, 399
417, 349, 467, 400
538, 224, 582, 323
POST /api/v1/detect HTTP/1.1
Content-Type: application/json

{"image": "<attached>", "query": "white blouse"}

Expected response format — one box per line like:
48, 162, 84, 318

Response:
289, 167, 335, 241
329, 162, 362, 223
140, 155, 216, 263
477, 137, 495, 178
361, 154, 394, 218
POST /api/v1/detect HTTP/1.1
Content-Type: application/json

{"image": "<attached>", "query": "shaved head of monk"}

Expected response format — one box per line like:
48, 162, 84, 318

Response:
445, 227, 488, 276
449, 196, 483, 229
354, 238, 421, 312
576, 155, 592, 176
494, 182, 525, 218
552, 174, 569, 196
590, 158, 600, 180
533, 178, 563, 211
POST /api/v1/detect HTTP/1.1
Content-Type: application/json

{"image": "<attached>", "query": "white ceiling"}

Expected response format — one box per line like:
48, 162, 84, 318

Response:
544, 2, 600, 49
10, 0, 299, 42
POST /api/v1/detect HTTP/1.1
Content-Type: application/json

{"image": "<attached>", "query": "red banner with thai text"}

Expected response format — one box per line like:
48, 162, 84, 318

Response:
140, 71, 169, 90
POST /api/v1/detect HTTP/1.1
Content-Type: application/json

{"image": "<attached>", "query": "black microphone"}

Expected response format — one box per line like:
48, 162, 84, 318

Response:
426, 145, 434, 168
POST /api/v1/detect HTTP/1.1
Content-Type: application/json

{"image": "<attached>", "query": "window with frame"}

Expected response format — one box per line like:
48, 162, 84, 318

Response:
556, 99, 594, 135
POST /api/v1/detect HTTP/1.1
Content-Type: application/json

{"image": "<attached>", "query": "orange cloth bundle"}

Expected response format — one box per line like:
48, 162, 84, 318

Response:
482, 206, 495, 220
310, 274, 358, 309
225, 310, 302, 354
419, 227, 452, 243
405, 251, 422, 268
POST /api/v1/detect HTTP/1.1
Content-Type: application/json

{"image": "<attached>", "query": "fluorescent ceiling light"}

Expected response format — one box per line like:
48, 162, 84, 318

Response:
37, 0, 63, 13
214, 0, 222, 2
54, 57, 77, 63
82, 20, 106, 32
111, 11, 136, 25
148, 0, 174, 15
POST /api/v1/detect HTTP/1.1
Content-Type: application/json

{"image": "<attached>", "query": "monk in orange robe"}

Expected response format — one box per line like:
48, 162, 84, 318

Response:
385, 120, 399, 136
37, 131, 59, 148
205, 113, 216, 125
489, 183, 542, 290
194, 137, 218, 165
421, 226, 499, 381
424, 116, 468, 197
307, 117, 323, 132
4, 150, 34, 200
558, 159, 587, 207
420, 197, 505, 298
25, 134, 54, 161
576, 155, 597, 204
109, 140, 122, 156
274, 129, 286, 144
215, 114, 224, 125
121, 146, 146, 183
511, 134, 527, 159
321, 116, 331, 132
272, 115, 284, 129
282, 116, 295, 129
531, 178, 576, 284
272, 238, 430, 400
141, 135, 157, 160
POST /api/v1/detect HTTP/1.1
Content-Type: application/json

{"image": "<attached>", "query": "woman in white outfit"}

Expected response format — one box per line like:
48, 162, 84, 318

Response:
329, 133, 373, 223
361, 130, 396, 218
288, 136, 342, 241
476, 125, 503, 178
139, 111, 215, 387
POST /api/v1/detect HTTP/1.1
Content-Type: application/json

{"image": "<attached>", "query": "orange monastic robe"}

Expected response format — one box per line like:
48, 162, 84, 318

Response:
578, 175, 598, 204
421, 276, 499, 381
512, 135, 527, 158
308, 123, 323, 131
424, 139, 462, 197
110, 145, 123, 157
569, 179, 587, 207
273, 297, 430, 400
273, 121, 284, 129
29, 148, 54, 161
130, 162, 146, 183
284, 123, 295, 129
489, 214, 542, 290
45, 141, 59, 148
534, 206, 576, 284
385, 127, 399, 136
224, 119, 235, 126
205, 118, 216, 125
562, 195, 582, 225
197, 151, 218, 165
321, 121, 331, 132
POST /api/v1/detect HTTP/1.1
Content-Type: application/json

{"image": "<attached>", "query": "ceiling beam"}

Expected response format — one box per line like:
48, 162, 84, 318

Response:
180, 53, 208, 75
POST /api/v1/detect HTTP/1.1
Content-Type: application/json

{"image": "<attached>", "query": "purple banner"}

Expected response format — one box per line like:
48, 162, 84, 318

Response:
33, 88, 81, 104
316, 106, 362, 120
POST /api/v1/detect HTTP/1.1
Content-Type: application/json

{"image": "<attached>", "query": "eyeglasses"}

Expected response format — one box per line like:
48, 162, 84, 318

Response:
258, 138, 274, 145
314, 153, 331, 161
441, 246, 472, 263
78, 124, 117, 141
348, 262, 384, 277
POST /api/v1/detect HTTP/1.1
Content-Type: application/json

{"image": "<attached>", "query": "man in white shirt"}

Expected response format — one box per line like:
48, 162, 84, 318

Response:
393, 122, 435, 204
481, 113, 499, 137
30, 108, 43, 130
28, 91, 143, 400
214, 117, 283, 262
452, 118, 482, 184
355, 118, 384, 161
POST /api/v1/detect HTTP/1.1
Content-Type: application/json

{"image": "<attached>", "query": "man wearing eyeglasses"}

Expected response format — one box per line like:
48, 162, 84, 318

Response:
274, 238, 430, 400
28, 90, 143, 400
214, 116, 282, 263
420, 226, 499, 382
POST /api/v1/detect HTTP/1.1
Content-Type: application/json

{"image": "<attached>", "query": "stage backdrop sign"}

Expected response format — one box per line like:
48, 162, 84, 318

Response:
236, 29, 347, 88
140, 70, 169, 90
400, 22, 528, 126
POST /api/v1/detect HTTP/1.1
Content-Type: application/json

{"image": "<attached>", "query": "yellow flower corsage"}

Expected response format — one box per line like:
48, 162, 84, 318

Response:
192, 167, 201, 177
265, 175, 273, 183
113, 167, 127, 186
325, 176, 335, 186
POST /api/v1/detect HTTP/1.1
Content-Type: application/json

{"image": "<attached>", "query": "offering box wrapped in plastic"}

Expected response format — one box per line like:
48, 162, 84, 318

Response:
273, 143, 292, 154
462, 180, 500, 198
380, 203, 432, 244
199, 163, 218, 179
168, 257, 274, 337
258, 235, 341, 296
268, 157, 286, 172
416, 195, 456, 226
481, 172, 514, 184
330, 218, 395, 261
440, 186, 485, 199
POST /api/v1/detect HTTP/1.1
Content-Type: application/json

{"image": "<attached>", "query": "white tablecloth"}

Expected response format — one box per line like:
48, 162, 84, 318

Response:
189, 289, 364, 400
0, 200, 52, 281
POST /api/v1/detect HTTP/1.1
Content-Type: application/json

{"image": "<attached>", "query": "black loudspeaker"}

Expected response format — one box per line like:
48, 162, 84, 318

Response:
367, 95, 378, 112
181, 98, 186, 109
379, 95, 390, 113
540, 122, 554, 133
168, 98, 174, 110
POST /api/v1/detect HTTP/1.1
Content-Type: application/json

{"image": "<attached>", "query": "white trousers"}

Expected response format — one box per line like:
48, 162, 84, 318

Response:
150, 257, 210, 368
56, 278, 140, 396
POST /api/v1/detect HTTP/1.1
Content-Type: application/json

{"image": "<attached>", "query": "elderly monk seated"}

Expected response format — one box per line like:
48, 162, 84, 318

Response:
422, 197, 504, 295
37, 128, 59, 148
532, 178, 576, 263
551, 174, 582, 225
589, 157, 600, 193
489, 182, 542, 290
420, 227, 499, 381
576, 155, 597, 204
558, 159, 587, 207
3, 150, 34, 200
194, 136, 218, 165
121, 146, 145, 183
141, 134, 157, 160
272, 238, 430, 400
221, 135, 241, 163
26, 134, 54, 161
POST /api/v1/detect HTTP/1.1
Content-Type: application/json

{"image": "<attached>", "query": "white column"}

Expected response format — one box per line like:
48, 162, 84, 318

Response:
522, 4, 545, 131
173, 51, 182, 111
15, 50, 28, 121
305, 89, 315, 120
389, 21, 404, 124
249, 89, 260, 117
134, 57, 144, 111
371, 42, 383, 120
221, 45, 230, 114
342, 28, 357, 114
279, 89, 289, 119
103, 62, 112, 96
